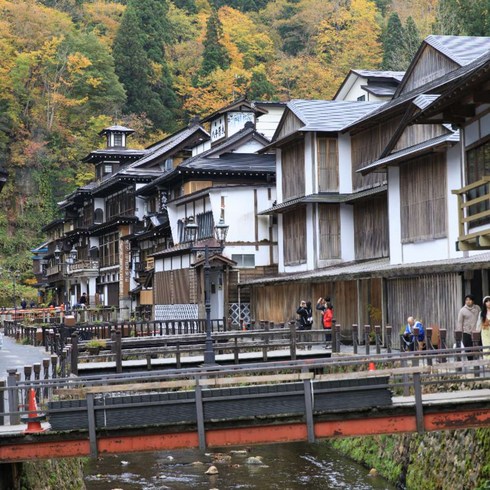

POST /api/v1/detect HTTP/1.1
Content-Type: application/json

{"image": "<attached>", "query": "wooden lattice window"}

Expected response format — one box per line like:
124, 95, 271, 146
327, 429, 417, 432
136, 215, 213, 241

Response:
400, 154, 447, 242
317, 137, 338, 192
318, 204, 340, 260
283, 207, 306, 266
281, 140, 305, 201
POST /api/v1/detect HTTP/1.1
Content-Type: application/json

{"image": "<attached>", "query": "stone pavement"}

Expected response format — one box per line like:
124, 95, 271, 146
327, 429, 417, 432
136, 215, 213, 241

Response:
0, 329, 49, 380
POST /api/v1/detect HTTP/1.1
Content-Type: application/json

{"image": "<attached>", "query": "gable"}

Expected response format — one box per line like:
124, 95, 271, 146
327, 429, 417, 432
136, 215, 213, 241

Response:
399, 44, 459, 95
275, 111, 303, 141
393, 124, 449, 153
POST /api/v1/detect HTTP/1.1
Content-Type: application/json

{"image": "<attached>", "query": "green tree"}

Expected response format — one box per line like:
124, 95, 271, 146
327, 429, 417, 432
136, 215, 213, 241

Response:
382, 13, 405, 70
434, 0, 489, 35
402, 17, 420, 67
199, 8, 231, 77
248, 65, 275, 100
113, 0, 180, 130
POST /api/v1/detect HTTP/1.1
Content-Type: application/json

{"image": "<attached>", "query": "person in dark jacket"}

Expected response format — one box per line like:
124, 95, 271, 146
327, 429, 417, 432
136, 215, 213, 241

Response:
296, 300, 313, 350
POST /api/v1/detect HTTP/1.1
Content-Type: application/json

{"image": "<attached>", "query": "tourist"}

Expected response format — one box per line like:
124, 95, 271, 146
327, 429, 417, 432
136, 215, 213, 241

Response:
316, 296, 333, 347
477, 296, 490, 359
402, 316, 425, 351
456, 294, 480, 359
296, 300, 313, 350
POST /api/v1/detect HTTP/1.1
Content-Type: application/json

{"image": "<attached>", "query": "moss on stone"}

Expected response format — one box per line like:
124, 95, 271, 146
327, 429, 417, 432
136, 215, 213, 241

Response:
19, 458, 85, 490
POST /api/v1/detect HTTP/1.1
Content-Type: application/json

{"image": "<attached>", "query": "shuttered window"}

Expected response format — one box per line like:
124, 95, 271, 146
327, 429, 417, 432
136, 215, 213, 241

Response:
317, 137, 338, 192
318, 204, 340, 259
400, 154, 447, 242
281, 140, 305, 201
283, 207, 306, 266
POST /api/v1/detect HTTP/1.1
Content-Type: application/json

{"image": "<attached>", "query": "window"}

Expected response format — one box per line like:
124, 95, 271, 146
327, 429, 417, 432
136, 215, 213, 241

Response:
317, 137, 338, 192
106, 188, 135, 219
113, 133, 123, 147
466, 139, 490, 227
231, 254, 255, 268
318, 204, 340, 259
283, 207, 306, 265
281, 140, 305, 200
100, 232, 119, 267
357, 95, 366, 101
179, 211, 213, 243
104, 164, 112, 175
400, 154, 447, 242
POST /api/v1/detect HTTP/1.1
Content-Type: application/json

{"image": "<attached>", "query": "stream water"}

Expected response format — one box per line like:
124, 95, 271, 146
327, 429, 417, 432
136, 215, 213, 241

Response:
84, 441, 397, 489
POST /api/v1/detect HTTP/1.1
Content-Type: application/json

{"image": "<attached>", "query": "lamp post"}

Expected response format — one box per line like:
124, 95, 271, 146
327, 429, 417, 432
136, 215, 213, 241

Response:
54, 244, 78, 309
186, 216, 229, 365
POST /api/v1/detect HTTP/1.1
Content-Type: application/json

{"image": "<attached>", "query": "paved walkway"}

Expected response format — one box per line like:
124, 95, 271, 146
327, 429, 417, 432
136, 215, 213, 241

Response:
0, 330, 49, 380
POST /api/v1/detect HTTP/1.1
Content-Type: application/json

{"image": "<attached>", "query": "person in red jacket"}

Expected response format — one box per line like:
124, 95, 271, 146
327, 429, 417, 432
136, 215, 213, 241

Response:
316, 296, 333, 347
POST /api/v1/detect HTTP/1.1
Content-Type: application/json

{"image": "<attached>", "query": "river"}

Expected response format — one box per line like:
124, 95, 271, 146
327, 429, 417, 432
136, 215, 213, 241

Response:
83, 441, 396, 489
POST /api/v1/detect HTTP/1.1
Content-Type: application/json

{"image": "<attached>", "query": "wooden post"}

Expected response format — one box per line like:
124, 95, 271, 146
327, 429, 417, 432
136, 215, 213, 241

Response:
375, 325, 381, 355
364, 325, 370, 355
234, 337, 239, 364
455, 330, 463, 371
289, 321, 297, 361
426, 328, 433, 366
71, 332, 78, 376
386, 325, 392, 353
51, 354, 58, 379
413, 372, 424, 434
0, 380, 4, 426
352, 324, 358, 354
334, 324, 341, 353
7, 369, 19, 425
472, 331, 482, 377
43, 359, 50, 399
115, 329, 122, 374
262, 322, 270, 362
440, 329, 447, 363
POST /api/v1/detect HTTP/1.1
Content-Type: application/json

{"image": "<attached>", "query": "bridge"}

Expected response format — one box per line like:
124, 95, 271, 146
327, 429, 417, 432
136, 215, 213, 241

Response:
1, 348, 490, 463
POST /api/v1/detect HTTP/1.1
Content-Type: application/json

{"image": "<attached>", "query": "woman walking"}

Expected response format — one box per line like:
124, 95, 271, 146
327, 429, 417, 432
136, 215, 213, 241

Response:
477, 296, 490, 359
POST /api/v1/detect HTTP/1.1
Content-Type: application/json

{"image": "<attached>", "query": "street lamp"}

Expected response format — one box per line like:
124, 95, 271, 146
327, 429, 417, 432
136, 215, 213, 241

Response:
185, 216, 229, 365
54, 244, 78, 308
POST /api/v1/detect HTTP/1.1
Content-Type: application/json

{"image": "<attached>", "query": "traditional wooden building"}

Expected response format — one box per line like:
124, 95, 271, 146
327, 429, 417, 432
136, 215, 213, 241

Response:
136, 100, 279, 323
244, 35, 490, 344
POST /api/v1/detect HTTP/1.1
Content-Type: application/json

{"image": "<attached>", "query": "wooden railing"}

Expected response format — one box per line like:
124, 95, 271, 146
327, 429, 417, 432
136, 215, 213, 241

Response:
452, 176, 490, 249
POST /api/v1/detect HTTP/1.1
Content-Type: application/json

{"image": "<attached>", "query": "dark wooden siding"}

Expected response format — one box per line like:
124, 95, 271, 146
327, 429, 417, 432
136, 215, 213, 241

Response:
400, 45, 459, 94
386, 273, 462, 348
317, 137, 338, 192
283, 207, 307, 266
282, 140, 305, 200
351, 117, 401, 191
154, 269, 193, 304
318, 204, 340, 259
354, 196, 389, 259
400, 153, 447, 243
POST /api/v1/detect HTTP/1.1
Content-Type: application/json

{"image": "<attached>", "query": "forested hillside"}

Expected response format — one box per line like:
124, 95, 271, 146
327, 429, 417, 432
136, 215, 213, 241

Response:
0, 0, 488, 298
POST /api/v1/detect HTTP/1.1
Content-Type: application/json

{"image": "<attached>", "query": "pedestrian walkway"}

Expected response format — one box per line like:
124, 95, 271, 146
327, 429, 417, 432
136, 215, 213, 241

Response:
0, 329, 48, 380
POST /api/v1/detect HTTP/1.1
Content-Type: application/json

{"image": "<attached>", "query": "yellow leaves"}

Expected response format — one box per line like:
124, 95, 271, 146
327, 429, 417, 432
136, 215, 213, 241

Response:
315, 0, 382, 76
149, 61, 164, 85
86, 76, 102, 89
82, 1, 125, 47
67, 53, 92, 74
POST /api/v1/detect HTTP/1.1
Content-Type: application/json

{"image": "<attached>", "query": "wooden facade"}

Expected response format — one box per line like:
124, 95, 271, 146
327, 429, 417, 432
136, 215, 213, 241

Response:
400, 153, 447, 243
318, 204, 340, 260
283, 207, 307, 265
276, 112, 303, 140
281, 140, 305, 200
400, 45, 459, 94
317, 137, 339, 192
154, 269, 194, 304
394, 124, 448, 152
249, 278, 382, 339
351, 117, 401, 191
353, 196, 389, 259
385, 273, 462, 347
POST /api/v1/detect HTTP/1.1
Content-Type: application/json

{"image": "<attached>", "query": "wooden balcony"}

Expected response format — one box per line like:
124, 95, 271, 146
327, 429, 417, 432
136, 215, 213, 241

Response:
46, 264, 63, 277
452, 176, 490, 250
70, 260, 99, 277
